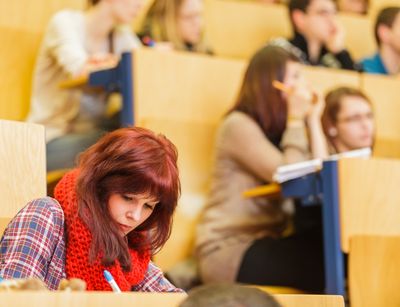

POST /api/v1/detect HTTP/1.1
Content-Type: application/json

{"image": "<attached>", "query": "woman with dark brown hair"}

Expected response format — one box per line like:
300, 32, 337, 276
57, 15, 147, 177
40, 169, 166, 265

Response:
322, 86, 375, 153
195, 45, 328, 292
0, 127, 182, 292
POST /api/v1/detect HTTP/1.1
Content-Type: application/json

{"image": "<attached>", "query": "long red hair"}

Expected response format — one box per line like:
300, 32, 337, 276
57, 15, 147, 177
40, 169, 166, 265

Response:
76, 127, 180, 271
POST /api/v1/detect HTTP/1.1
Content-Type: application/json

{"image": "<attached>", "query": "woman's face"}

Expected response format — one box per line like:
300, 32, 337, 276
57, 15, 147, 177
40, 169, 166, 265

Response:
108, 193, 158, 236
177, 0, 203, 45
109, 0, 143, 24
283, 61, 303, 88
333, 96, 374, 152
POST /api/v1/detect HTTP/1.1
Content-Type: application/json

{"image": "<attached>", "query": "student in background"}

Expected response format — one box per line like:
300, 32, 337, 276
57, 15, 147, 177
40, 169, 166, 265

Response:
195, 45, 328, 292
179, 283, 282, 307
271, 0, 358, 70
26, 0, 143, 171
138, 0, 212, 53
337, 0, 368, 15
0, 127, 182, 292
322, 87, 374, 153
360, 7, 400, 75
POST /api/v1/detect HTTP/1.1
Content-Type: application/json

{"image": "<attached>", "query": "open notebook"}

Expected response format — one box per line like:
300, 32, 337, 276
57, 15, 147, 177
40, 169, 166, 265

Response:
273, 147, 372, 183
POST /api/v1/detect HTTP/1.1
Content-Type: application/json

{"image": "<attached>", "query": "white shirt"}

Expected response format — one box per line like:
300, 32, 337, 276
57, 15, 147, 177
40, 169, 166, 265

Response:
26, 10, 141, 142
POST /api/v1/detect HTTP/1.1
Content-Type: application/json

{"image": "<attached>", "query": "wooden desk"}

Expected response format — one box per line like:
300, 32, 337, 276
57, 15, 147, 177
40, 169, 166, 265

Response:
0, 292, 345, 307
0, 292, 187, 307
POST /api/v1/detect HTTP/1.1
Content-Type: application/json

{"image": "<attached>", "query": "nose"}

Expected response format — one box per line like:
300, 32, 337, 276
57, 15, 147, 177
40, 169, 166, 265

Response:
127, 206, 142, 222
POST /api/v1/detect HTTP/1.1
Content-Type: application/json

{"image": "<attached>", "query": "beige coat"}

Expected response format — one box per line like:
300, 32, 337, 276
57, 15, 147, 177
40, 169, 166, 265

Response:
195, 111, 310, 282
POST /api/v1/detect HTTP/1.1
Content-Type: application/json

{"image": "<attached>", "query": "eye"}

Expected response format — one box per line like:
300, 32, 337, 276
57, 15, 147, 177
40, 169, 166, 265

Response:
122, 194, 133, 201
145, 203, 156, 210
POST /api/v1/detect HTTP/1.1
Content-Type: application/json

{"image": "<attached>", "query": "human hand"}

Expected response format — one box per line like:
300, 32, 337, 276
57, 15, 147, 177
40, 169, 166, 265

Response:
326, 20, 345, 54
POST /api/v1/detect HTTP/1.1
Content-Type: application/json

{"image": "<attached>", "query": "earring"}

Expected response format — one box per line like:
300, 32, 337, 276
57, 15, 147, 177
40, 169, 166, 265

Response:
329, 127, 338, 137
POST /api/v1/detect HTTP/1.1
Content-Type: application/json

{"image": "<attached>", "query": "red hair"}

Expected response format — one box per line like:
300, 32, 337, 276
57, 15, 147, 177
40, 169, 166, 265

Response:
76, 127, 180, 271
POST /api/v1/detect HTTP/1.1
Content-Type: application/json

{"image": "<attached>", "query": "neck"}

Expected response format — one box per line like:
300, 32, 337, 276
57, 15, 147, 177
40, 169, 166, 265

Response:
380, 44, 400, 74
85, 3, 115, 40
332, 140, 350, 153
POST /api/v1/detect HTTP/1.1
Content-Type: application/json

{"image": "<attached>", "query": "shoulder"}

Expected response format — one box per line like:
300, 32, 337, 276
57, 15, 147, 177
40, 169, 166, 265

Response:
15, 197, 64, 226
360, 53, 386, 73
217, 112, 266, 148
50, 10, 84, 24
221, 111, 260, 134
268, 38, 307, 63
46, 10, 85, 33
114, 25, 142, 50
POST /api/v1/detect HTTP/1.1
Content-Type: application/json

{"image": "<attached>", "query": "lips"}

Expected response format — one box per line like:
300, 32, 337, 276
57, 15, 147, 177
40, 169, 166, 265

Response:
118, 223, 132, 232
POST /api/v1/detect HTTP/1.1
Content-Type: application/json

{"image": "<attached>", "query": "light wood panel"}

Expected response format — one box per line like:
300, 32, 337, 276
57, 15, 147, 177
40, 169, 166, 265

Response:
338, 158, 400, 252
368, 0, 400, 19
349, 235, 400, 307
361, 74, 400, 142
0, 292, 187, 307
138, 119, 216, 269
134, 48, 246, 123
275, 294, 345, 307
204, 0, 290, 59
338, 13, 375, 60
303, 65, 361, 95
0, 0, 85, 33
0, 291, 345, 307
0, 120, 46, 218
0, 28, 42, 120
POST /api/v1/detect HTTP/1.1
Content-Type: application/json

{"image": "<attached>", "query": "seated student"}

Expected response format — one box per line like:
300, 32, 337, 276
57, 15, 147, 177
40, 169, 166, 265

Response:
195, 45, 328, 292
337, 0, 368, 15
138, 0, 212, 53
179, 283, 282, 307
0, 127, 182, 292
271, 0, 358, 70
26, 0, 143, 171
322, 86, 374, 153
360, 7, 400, 75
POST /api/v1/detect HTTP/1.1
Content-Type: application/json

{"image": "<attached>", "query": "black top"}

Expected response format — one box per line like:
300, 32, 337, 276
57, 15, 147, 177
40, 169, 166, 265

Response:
288, 32, 360, 71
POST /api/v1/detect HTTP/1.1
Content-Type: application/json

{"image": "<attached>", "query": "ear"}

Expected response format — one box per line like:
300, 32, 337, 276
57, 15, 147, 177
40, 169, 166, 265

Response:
328, 127, 338, 137
377, 24, 391, 45
292, 10, 307, 32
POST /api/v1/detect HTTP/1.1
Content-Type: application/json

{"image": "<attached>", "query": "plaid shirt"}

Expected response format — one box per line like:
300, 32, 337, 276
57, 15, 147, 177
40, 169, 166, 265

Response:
0, 198, 183, 293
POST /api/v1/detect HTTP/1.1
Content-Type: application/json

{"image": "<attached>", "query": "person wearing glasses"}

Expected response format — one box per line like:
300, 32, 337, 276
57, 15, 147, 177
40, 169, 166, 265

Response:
138, 0, 212, 54
322, 87, 374, 153
271, 0, 358, 70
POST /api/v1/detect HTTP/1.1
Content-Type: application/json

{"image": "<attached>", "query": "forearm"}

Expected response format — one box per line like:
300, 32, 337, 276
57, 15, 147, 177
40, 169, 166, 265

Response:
307, 118, 329, 159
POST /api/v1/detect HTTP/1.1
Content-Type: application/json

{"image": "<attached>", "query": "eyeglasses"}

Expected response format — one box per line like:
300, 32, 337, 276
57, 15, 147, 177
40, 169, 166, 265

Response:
306, 8, 337, 17
337, 112, 374, 124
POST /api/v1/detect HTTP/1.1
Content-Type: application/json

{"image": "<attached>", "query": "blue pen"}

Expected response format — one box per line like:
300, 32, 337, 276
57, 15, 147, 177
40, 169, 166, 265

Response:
103, 270, 121, 293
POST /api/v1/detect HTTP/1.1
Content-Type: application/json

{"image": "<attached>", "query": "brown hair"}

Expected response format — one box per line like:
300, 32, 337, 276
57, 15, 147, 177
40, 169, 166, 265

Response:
76, 127, 180, 271
322, 86, 373, 141
230, 45, 299, 146
374, 6, 400, 46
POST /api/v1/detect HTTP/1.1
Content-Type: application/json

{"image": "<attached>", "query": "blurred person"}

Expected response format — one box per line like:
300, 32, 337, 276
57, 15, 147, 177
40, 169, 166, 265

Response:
195, 45, 328, 292
271, 0, 358, 70
360, 6, 400, 75
139, 0, 212, 53
26, 0, 143, 171
179, 283, 282, 307
322, 87, 374, 153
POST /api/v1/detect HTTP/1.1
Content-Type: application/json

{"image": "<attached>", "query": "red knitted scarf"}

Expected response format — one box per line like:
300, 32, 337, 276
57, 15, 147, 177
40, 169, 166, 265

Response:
54, 169, 151, 291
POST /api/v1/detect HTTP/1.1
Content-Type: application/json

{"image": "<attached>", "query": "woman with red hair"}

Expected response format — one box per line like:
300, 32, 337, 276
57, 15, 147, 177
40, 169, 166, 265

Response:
0, 127, 182, 292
